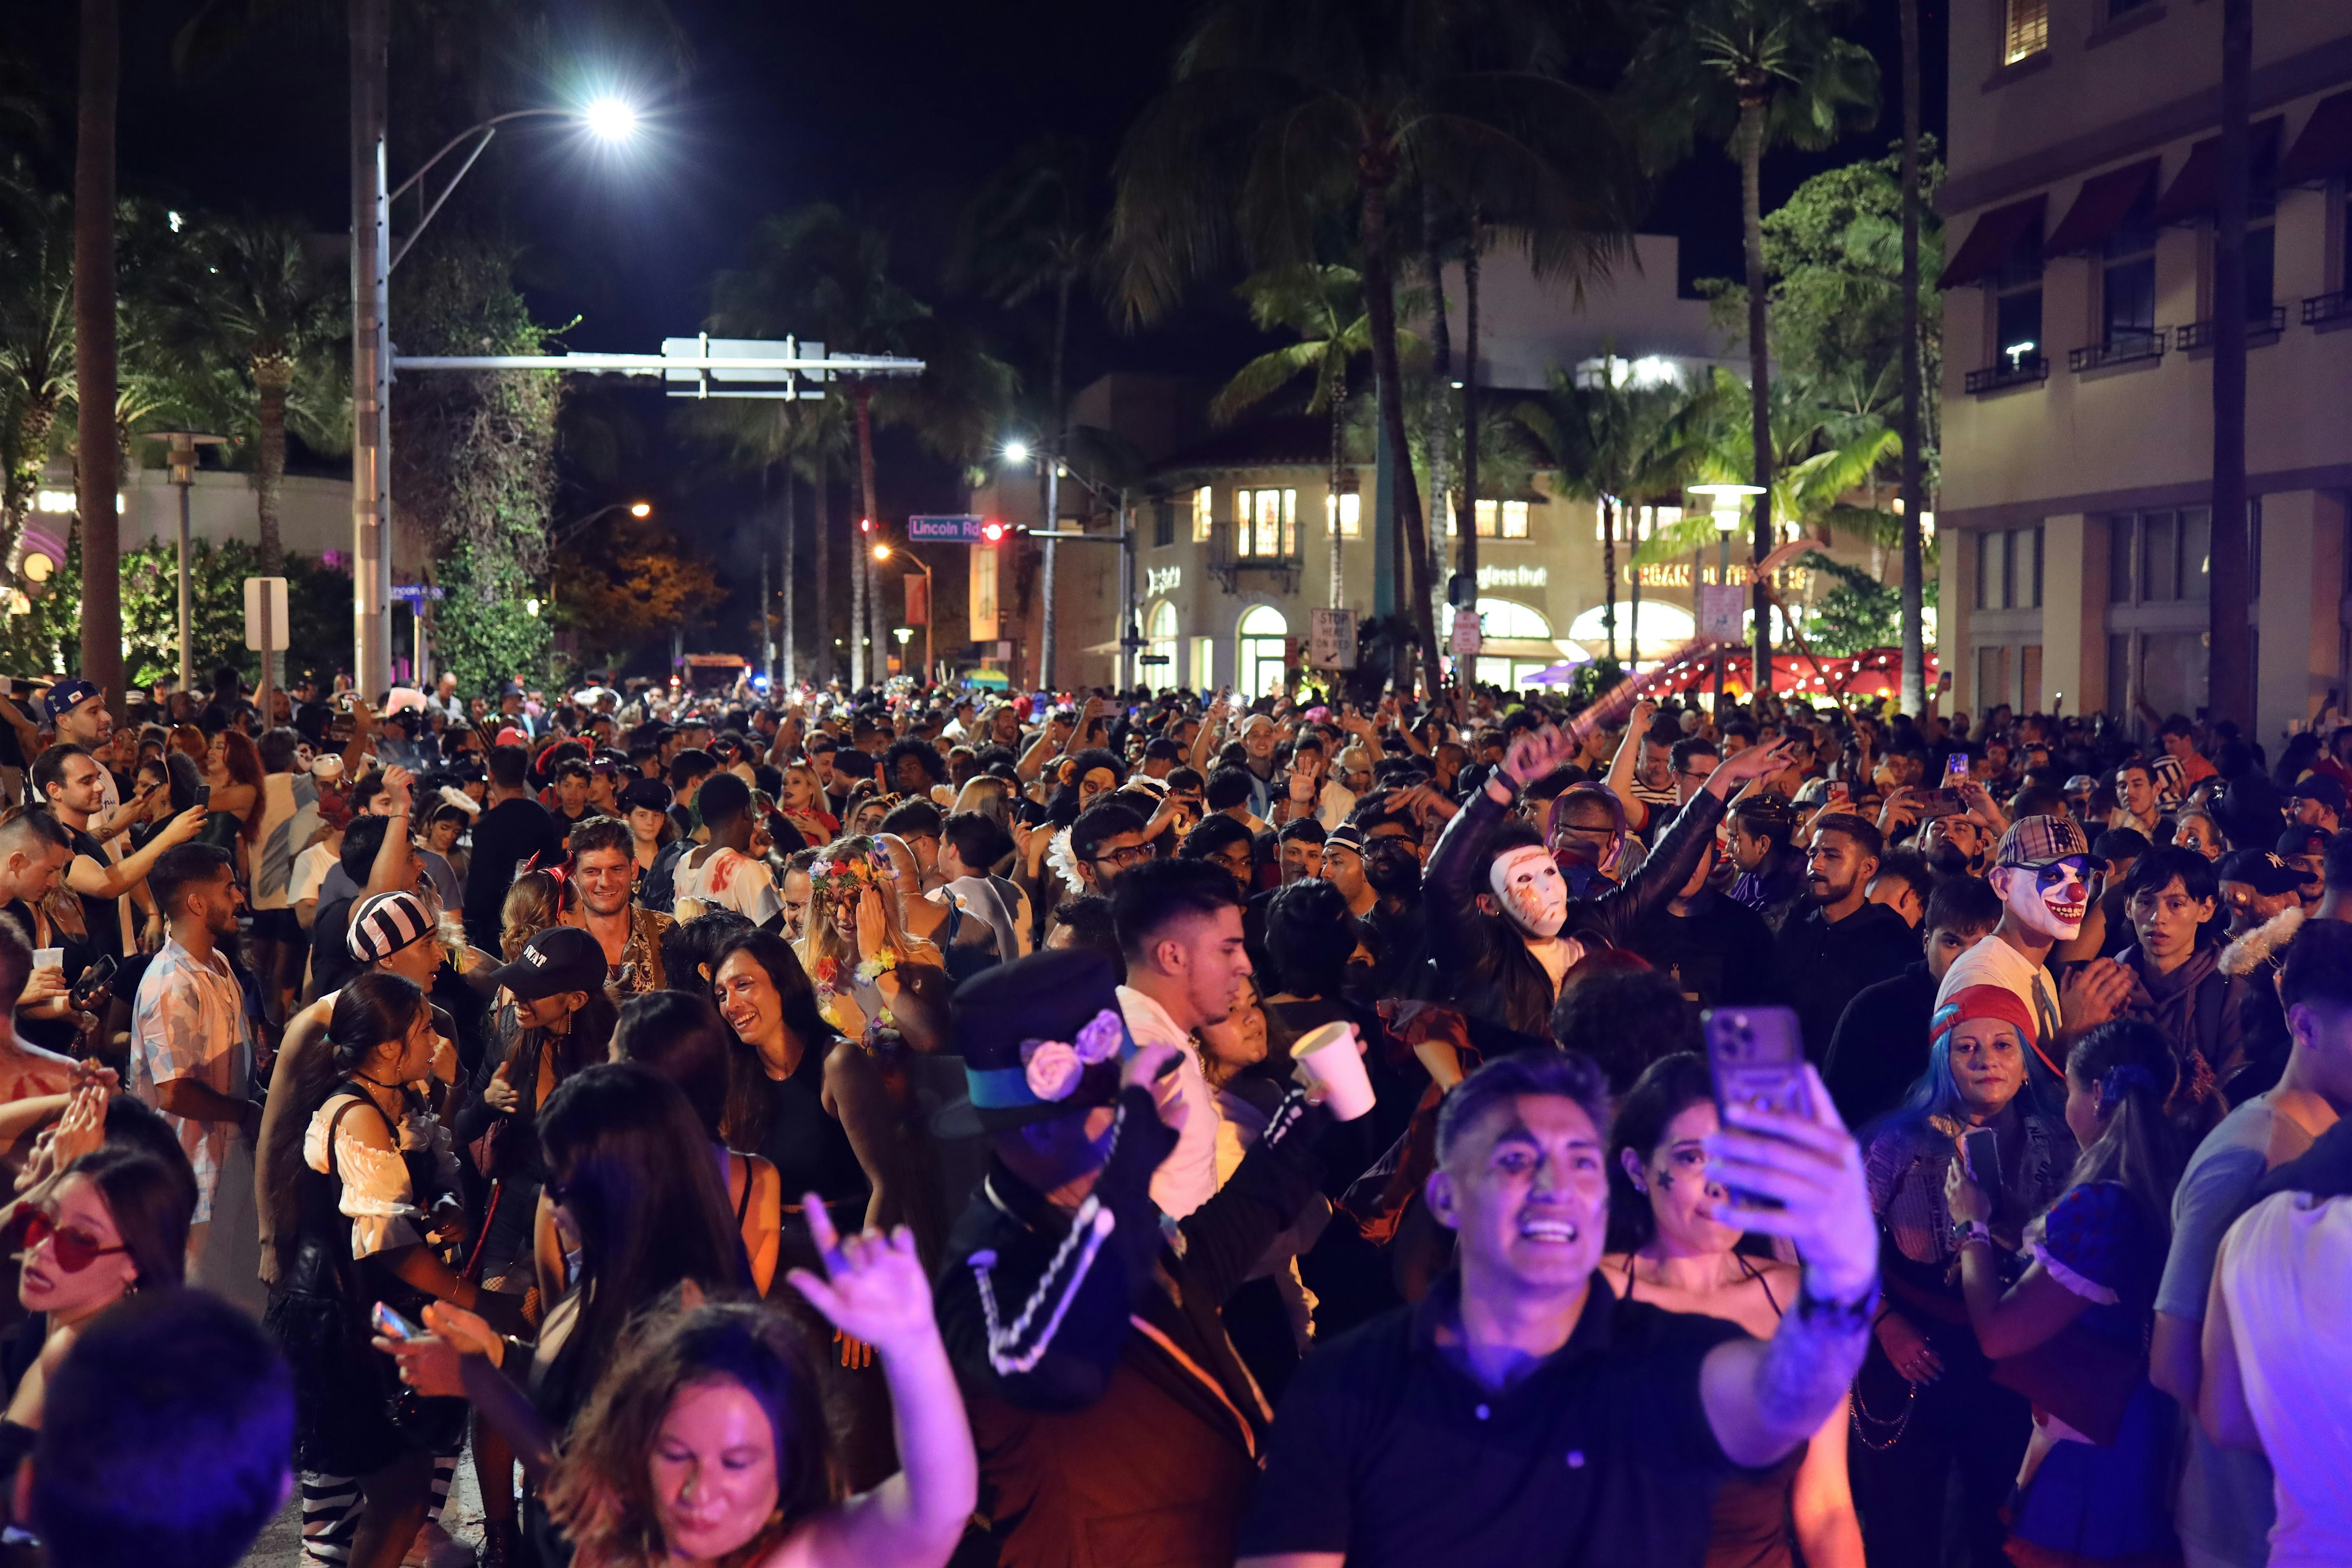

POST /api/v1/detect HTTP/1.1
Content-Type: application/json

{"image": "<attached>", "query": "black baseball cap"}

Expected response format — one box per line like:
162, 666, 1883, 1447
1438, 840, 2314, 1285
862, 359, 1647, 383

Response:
484, 926, 605, 1001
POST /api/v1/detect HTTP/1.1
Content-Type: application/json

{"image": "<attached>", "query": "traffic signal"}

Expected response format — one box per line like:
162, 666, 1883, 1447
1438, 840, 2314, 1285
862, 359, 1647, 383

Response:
980, 520, 1006, 543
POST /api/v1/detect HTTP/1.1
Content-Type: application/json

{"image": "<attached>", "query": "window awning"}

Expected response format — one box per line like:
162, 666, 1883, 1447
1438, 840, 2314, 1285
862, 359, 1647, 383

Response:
2043, 159, 2160, 257
2149, 116, 2284, 225
1937, 195, 2047, 289
2279, 91, 2352, 187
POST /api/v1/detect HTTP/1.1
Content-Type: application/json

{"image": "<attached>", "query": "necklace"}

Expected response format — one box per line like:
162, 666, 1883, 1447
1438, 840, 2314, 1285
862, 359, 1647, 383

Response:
1849, 1375, 1917, 1450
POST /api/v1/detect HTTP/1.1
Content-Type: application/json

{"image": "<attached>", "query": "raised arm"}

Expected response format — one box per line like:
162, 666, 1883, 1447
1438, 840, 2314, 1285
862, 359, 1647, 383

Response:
1698, 1065, 1879, 1467
68, 805, 206, 898
1603, 699, 1657, 826
783, 1210, 976, 1568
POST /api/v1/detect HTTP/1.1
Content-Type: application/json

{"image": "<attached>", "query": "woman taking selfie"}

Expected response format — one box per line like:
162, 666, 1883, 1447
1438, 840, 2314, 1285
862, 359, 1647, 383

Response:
1602, 1054, 1862, 1568
1850, 986, 2077, 1568
543, 1224, 973, 1568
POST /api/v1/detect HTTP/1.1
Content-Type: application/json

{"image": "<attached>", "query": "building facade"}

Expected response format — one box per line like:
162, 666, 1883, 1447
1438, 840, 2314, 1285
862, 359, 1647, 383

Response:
1935, 0, 2352, 746
967, 236, 1890, 696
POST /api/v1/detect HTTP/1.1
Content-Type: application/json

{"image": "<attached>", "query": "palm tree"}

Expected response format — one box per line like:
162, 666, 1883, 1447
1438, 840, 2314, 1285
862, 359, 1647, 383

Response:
160, 217, 347, 579
2207, 0, 2253, 727
1111, 0, 1630, 692
1626, 0, 1878, 694
711, 205, 926, 690
952, 137, 1104, 687
1212, 264, 1376, 607
675, 394, 851, 686
75, 0, 122, 701
1896, 0, 1927, 714
0, 182, 74, 583
1516, 365, 1718, 661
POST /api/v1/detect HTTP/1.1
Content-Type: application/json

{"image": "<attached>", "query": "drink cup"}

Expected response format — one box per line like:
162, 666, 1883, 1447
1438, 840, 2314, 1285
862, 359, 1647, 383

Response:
1291, 1021, 1376, 1122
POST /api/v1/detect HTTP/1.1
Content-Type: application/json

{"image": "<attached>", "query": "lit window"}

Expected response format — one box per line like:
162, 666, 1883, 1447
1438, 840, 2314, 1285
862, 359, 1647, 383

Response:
1474, 499, 1531, 539
1237, 488, 1297, 558
1191, 486, 1213, 543
2004, 0, 2048, 64
1325, 491, 1362, 538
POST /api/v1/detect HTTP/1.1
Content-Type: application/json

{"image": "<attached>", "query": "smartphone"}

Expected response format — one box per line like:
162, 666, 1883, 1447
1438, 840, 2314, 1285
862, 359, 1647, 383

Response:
1703, 1006, 1814, 1212
69, 953, 115, 1008
370, 1300, 425, 1342
192, 784, 211, 808
1922, 752, 1972, 820
1827, 780, 1850, 806
1961, 1128, 2001, 1194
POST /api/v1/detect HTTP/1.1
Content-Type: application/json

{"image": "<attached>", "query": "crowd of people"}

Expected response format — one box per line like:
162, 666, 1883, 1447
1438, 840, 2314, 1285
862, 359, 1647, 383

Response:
0, 658, 2346, 1568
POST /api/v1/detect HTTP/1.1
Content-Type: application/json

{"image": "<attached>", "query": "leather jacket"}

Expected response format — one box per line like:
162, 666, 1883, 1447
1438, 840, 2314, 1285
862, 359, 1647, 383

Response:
1422, 783, 1728, 1039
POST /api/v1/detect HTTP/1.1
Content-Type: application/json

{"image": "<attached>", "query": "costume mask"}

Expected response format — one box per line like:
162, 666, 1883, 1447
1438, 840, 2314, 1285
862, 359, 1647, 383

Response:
1993, 856, 2088, 941
1490, 845, 1569, 939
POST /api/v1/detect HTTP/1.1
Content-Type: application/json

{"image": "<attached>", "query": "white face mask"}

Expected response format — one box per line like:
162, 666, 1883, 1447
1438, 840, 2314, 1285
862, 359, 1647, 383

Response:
1490, 845, 1569, 939
1994, 859, 2088, 941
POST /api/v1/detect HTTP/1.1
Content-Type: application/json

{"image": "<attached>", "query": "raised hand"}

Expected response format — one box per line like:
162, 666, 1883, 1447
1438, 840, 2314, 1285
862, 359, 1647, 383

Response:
1121, 1041, 1189, 1133
1709, 737, 1801, 792
2060, 958, 2134, 1034
1703, 1063, 1876, 1302
1498, 723, 1578, 789
783, 1199, 942, 1362
481, 1059, 521, 1115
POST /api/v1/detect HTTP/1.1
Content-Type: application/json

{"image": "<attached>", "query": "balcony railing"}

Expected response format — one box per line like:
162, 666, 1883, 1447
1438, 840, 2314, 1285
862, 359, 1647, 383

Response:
2068, 329, 2166, 372
2303, 291, 2352, 328
1204, 530, 1303, 595
1965, 355, 2050, 395
2173, 306, 2286, 352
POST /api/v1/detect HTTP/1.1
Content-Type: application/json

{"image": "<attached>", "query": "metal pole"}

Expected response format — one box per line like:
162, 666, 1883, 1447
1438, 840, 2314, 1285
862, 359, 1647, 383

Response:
259, 591, 275, 736
1119, 495, 1135, 692
1040, 461, 1060, 693
176, 480, 192, 694
350, 0, 391, 698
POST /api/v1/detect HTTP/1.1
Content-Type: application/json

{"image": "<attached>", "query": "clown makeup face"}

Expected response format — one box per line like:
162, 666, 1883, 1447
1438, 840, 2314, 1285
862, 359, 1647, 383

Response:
1488, 845, 1568, 939
1990, 855, 2090, 941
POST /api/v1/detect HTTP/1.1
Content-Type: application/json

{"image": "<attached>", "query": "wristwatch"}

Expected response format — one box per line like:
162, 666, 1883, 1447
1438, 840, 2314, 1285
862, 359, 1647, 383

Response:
1950, 1218, 1991, 1251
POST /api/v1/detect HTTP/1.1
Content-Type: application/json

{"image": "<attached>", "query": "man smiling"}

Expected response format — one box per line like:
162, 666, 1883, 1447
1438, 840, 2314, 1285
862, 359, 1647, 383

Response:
1236, 1048, 1879, 1567
1938, 815, 2115, 1088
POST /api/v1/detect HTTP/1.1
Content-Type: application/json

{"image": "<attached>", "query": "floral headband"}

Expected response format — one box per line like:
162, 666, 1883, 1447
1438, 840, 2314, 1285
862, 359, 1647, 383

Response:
808, 850, 885, 901
1018, 1009, 1131, 1104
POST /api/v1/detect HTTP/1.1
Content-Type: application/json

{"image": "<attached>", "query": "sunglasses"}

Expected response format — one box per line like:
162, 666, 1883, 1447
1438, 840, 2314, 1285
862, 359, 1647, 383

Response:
25, 1210, 129, 1273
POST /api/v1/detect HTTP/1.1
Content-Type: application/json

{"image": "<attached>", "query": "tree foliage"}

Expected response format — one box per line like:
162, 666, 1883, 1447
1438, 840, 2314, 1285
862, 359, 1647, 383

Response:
552, 511, 723, 667
1797, 548, 1937, 656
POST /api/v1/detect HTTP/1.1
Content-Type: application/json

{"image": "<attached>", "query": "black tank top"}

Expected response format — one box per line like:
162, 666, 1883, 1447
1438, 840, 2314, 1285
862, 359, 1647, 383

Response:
749, 1038, 870, 1211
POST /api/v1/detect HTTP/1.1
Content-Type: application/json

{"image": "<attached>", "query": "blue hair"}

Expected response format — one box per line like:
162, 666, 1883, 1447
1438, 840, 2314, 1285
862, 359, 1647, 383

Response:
1866, 1008, 2060, 1142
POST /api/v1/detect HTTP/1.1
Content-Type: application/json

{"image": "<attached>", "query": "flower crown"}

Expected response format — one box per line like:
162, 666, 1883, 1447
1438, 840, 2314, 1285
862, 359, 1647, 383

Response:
1019, 1009, 1130, 1103
809, 848, 886, 900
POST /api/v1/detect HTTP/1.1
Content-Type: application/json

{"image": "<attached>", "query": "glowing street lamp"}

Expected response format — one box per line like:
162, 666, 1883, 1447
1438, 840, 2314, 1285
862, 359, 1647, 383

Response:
874, 540, 934, 680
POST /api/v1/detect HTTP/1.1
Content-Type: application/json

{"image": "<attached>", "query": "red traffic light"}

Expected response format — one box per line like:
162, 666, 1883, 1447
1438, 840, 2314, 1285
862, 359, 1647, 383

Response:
859, 517, 873, 533
980, 520, 1006, 543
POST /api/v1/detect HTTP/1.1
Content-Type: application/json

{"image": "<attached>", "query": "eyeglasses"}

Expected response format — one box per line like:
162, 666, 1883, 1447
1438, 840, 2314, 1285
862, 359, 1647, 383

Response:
24, 1210, 129, 1273
1091, 844, 1152, 869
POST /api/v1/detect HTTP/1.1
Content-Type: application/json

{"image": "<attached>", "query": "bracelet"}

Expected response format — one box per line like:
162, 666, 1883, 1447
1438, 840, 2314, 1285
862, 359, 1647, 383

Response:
1794, 1276, 1880, 1332
1950, 1218, 1991, 1251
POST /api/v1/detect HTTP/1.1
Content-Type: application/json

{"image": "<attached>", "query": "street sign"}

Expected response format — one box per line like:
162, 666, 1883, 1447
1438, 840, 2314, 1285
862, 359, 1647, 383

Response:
659, 336, 825, 401
909, 514, 989, 542
1449, 606, 1483, 659
243, 577, 288, 652
389, 584, 446, 604
1697, 584, 1746, 643
1309, 607, 1359, 670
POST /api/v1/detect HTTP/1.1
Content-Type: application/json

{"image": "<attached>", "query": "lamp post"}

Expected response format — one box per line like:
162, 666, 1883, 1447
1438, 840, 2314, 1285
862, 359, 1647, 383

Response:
144, 432, 228, 694
873, 540, 933, 683
349, 70, 639, 696
1004, 443, 1139, 692
1690, 483, 1766, 709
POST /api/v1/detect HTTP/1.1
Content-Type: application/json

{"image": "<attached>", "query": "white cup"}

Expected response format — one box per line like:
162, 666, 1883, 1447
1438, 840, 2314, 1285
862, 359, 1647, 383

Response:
32, 948, 62, 975
1291, 1021, 1376, 1122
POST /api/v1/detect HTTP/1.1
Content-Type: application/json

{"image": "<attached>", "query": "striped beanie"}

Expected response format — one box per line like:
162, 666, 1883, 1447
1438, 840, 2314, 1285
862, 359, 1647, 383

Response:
346, 891, 435, 964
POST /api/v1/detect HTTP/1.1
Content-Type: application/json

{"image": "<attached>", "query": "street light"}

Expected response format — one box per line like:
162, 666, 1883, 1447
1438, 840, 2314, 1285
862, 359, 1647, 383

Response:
874, 540, 934, 683
144, 431, 229, 693
1002, 440, 1030, 464
1690, 482, 1765, 703
350, 82, 645, 696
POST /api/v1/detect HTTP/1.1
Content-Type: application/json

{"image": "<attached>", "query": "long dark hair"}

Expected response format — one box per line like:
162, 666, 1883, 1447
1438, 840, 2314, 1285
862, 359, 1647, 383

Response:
710, 930, 840, 1153
64, 1146, 193, 1293
546, 1301, 835, 1566
613, 990, 736, 1142
2062, 1019, 2194, 1239
325, 972, 429, 1077
1604, 1053, 1716, 1254
536, 1064, 749, 1426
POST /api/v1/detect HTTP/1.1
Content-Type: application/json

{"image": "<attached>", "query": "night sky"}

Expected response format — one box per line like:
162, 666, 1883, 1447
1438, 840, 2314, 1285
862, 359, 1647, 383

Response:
12, 0, 1947, 662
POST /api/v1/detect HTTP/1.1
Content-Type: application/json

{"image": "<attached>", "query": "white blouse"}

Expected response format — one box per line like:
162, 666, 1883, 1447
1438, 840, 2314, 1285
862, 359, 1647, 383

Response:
304, 1092, 461, 1259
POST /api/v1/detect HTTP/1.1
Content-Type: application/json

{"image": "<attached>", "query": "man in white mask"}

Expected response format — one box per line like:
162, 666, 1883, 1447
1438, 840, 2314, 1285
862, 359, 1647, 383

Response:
1423, 721, 1792, 1043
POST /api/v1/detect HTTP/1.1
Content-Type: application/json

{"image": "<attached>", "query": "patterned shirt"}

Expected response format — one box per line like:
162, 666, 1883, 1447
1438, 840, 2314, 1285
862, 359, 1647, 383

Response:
131, 938, 255, 1223
607, 906, 674, 996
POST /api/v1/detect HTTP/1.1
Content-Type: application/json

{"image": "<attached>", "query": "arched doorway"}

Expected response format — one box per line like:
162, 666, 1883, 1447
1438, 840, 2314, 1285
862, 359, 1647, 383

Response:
1237, 604, 1289, 699
1145, 601, 1179, 684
